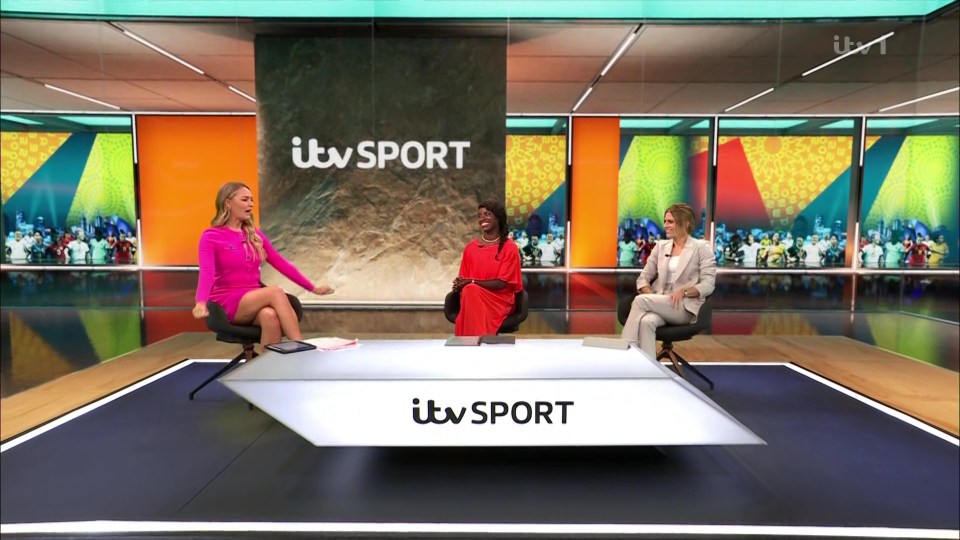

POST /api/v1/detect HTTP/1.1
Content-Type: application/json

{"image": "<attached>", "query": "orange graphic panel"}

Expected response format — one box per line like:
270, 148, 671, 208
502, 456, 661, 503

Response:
571, 117, 619, 268
137, 116, 258, 265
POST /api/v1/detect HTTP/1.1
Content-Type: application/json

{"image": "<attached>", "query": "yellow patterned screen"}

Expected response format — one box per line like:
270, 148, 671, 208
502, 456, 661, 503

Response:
505, 135, 566, 227
1, 132, 71, 203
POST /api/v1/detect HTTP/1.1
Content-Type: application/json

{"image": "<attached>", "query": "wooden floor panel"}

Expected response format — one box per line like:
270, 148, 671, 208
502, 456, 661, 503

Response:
2, 334, 957, 441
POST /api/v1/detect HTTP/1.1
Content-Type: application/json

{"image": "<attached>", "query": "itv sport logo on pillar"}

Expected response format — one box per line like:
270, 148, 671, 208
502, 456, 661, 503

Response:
291, 137, 471, 170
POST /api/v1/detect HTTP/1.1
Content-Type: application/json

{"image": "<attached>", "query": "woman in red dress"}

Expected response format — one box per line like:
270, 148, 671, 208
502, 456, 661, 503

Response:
452, 199, 523, 336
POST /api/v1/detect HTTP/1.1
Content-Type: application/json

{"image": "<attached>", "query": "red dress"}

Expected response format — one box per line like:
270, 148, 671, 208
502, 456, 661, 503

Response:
455, 239, 522, 336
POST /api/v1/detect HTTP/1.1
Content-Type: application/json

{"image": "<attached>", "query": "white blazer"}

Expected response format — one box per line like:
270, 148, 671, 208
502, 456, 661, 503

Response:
636, 237, 716, 323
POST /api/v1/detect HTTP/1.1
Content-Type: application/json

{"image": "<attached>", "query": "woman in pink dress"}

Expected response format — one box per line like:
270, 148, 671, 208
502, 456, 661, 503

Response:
451, 199, 523, 336
192, 182, 334, 346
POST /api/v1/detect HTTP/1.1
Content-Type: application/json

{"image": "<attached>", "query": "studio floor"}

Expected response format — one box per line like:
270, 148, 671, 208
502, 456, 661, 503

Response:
0, 270, 958, 538
1, 358, 957, 539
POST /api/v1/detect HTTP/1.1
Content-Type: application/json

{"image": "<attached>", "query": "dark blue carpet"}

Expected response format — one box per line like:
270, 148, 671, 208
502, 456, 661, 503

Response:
1, 363, 957, 530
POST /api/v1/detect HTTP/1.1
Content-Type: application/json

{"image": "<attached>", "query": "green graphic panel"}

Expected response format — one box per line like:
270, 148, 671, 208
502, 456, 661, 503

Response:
863, 135, 960, 232
66, 134, 136, 227
618, 136, 686, 225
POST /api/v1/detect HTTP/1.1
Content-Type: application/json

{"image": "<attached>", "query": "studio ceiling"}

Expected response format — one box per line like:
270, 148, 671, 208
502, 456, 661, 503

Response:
1, 12, 958, 115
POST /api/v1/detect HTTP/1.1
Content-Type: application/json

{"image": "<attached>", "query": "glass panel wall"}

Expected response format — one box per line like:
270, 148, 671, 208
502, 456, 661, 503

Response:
616, 117, 710, 267
714, 118, 857, 268
1, 114, 137, 266
506, 117, 568, 267
860, 116, 959, 268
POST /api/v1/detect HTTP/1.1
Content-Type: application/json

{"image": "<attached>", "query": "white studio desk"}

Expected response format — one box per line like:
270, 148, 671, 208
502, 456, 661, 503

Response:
220, 339, 764, 447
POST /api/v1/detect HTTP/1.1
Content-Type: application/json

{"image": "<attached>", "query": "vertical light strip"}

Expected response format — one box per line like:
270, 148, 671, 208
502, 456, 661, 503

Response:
567, 114, 574, 166
858, 115, 867, 166
131, 113, 139, 164
711, 116, 719, 166
852, 222, 860, 270
136, 219, 144, 269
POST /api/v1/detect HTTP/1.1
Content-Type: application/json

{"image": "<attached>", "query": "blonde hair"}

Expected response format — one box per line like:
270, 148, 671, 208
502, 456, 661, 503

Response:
665, 203, 696, 236
211, 182, 265, 261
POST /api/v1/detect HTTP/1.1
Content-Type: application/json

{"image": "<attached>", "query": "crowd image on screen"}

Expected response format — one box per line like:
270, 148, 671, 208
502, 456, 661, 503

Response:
618, 212, 953, 269
617, 210, 707, 267
3, 210, 138, 265
854, 217, 951, 268
513, 212, 566, 267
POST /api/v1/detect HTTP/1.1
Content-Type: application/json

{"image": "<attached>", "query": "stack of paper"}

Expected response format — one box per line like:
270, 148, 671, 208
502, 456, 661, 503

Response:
445, 336, 480, 346
305, 337, 360, 351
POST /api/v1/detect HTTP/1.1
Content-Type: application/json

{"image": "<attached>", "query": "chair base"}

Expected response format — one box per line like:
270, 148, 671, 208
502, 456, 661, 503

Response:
657, 342, 715, 391
189, 344, 258, 400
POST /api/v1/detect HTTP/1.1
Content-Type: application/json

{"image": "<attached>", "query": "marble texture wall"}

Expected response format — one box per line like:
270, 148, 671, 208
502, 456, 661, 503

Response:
255, 35, 506, 302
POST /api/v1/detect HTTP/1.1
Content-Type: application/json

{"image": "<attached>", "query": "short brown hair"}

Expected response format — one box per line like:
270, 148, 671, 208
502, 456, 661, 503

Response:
665, 203, 696, 235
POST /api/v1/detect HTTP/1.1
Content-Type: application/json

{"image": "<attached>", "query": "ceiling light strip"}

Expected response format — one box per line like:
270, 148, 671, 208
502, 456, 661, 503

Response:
802, 31, 894, 78
571, 85, 594, 113
121, 29, 205, 75
600, 26, 641, 77
723, 87, 774, 112
228, 86, 257, 103
878, 86, 960, 113
43, 84, 120, 110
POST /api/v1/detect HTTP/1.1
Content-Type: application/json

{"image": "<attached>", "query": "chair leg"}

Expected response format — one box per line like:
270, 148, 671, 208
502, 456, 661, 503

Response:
189, 344, 254, 401
658, 343, 684, 378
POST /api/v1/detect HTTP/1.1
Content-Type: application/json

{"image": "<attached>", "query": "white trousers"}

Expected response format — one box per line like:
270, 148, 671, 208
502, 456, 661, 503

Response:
620, 294, 693, 359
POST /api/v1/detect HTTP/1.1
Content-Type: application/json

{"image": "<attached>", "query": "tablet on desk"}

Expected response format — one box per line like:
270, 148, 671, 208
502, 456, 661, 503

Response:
265, 340, 317, 354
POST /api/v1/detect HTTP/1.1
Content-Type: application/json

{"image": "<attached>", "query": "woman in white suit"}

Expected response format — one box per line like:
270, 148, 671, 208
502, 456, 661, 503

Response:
620, 203, 716, 359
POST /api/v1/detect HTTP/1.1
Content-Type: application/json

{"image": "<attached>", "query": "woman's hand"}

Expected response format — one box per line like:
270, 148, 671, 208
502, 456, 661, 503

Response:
312, 285, 335, 295
192, 302, 209, 319
452, 277, 468, 292
668, 289, 685, 309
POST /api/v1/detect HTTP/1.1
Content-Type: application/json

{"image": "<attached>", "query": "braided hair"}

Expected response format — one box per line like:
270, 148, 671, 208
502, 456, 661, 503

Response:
478, 199, 508, 259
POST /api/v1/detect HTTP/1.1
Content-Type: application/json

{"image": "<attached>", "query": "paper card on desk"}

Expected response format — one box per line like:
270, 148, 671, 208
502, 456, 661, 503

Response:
445, 336, 480, 346
582, 337, 631, 350
480, 335, 515, 345
305, 337, 360, 351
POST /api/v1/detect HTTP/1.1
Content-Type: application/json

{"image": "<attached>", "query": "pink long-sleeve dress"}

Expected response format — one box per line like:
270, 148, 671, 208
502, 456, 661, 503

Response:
195, 227, 314, 322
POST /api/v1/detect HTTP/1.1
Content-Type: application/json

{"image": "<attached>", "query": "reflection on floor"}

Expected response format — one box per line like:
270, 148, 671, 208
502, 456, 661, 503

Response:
1, 270, 957, 398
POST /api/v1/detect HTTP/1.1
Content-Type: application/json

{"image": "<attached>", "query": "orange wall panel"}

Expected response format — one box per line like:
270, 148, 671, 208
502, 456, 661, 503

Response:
137, 116, 258, 266
570, 117, 619, 268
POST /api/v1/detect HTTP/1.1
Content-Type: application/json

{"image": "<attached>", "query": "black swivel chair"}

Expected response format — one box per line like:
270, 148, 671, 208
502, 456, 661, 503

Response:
617, 293, 715, 390
189, 292, 304, 400
444, 289, 529, 334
